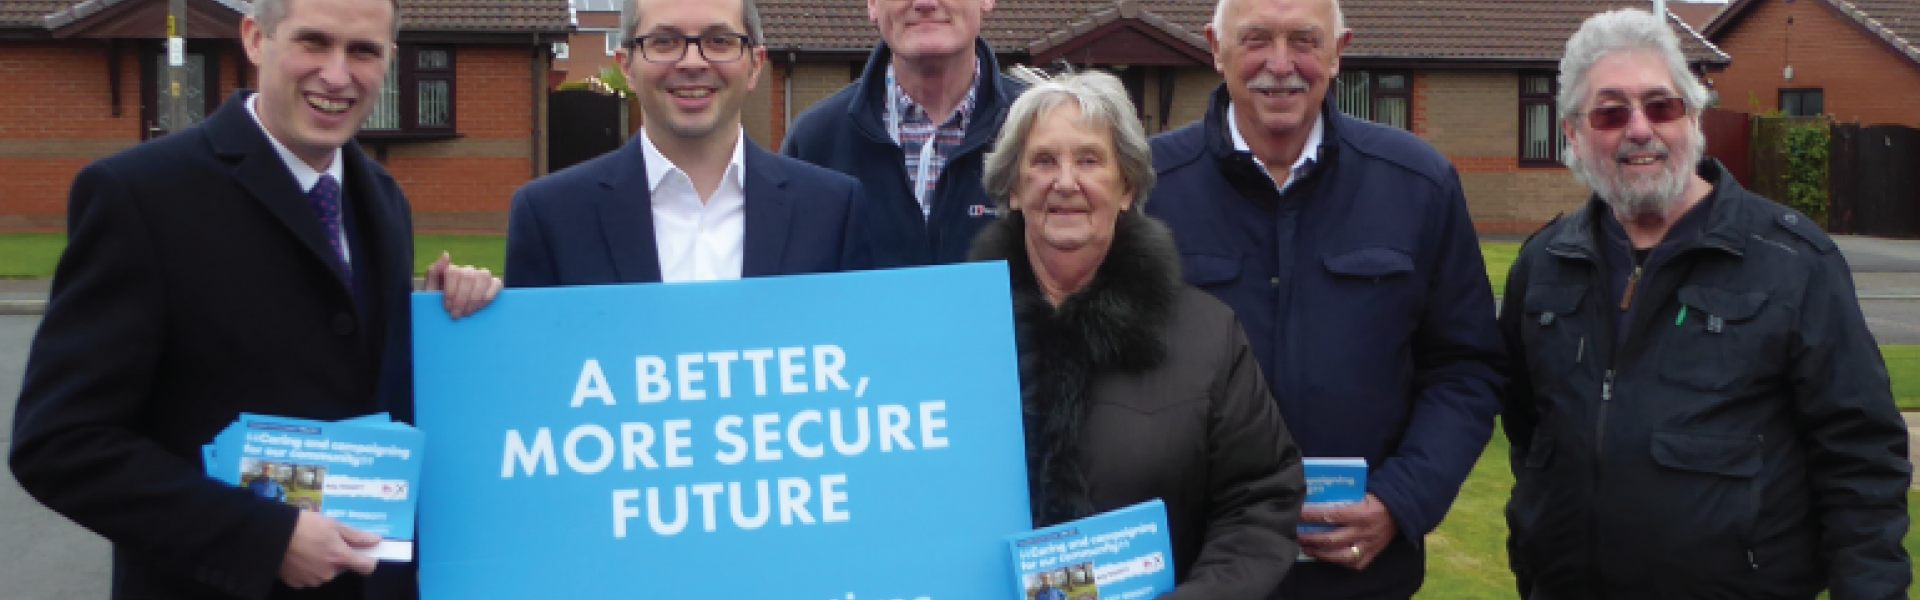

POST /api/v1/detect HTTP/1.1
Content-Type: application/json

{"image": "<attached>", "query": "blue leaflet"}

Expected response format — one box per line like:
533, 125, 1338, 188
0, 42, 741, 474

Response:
204, 413, 423, 560
1008, 500, 1177, 600
1301, 458, 1368, 534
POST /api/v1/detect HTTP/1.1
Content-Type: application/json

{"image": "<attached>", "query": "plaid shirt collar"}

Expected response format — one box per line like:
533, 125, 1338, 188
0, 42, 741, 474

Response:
885, 60, 979, 139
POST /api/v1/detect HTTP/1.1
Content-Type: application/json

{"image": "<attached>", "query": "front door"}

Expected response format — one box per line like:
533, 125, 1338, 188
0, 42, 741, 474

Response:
141, 41, 222, 139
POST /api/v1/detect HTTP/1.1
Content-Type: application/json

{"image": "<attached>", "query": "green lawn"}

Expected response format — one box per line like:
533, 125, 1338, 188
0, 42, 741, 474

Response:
0, 237, 1525, 289
1482, 241, 1520, 298
1886, 345, 1920, 411
3, 234, 1919, 409
1419, 426, 1517, 599
0, 232, 503, 279
1418, 423, 1920, 599
413, 234, 505, 278
0, 233, 65, 278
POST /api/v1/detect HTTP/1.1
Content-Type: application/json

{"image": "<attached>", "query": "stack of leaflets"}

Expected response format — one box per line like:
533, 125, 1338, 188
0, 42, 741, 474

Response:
1007, 500, 1175, 600
1298, 457, 1368, 561
203, 413, 423, 561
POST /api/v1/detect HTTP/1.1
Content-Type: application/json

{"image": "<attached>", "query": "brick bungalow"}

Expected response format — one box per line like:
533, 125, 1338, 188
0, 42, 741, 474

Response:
753, 0, 1727, 233
551, 0, 621, 87
1704, 0, 1920, 126
1669, 0, 1726, 31
0, 0, 569, 232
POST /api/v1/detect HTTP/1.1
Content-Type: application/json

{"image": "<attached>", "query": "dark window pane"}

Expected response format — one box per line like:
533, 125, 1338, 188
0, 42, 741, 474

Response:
1336, 71, 1370, 121
1378, 73, 1407, 90
364, 67, 401, 130
418, 49, 450, 70
1523, 75, 1552, 96
418, 79, 450, 126
1522, 102, 1555, 160
154, 54, 208, 132
1377, 97, 1408, 130
1803, 90, 1823, 116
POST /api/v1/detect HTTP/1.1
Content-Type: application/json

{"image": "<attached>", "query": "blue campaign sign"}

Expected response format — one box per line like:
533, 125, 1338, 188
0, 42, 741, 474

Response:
412, 263, 1031, 600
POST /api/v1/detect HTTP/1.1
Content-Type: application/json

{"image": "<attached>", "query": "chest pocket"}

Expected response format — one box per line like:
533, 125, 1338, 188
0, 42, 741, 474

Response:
1520, 283, 1591, 401
1661, 286, 1772, 392
1322, 247, 1420, 328
1323, 247, 1413, 281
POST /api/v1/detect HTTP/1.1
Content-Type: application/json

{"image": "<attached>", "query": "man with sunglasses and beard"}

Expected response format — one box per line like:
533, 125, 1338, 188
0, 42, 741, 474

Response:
1499, 9, 1910, 599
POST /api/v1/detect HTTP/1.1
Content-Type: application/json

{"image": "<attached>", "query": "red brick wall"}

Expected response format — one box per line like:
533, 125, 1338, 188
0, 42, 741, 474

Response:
0, 42, 541, 233
1711, 0, 1920, 126
1413, 70, 1588, 232
554, 30, 620, 86
0, 43, 144, 230
384, 45, 537, 232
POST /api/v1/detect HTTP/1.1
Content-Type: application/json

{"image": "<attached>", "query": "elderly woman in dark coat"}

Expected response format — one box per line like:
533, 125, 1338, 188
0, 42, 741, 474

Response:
970, 70, 1306, 600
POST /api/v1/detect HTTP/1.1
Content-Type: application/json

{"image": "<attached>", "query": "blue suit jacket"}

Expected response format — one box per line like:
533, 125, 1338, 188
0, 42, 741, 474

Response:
505, 136, 868, 286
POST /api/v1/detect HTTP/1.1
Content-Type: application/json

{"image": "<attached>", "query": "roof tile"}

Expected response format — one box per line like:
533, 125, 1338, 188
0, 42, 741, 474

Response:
1842, 0, 1920, 61
762, 0, 1726, 65
2, 0, 570, 32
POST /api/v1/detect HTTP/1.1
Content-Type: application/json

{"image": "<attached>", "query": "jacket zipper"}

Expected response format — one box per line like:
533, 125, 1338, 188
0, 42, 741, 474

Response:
1549, 220, 1744, 590
1597, 370, 1613, 456
1618, 264, 1642, 310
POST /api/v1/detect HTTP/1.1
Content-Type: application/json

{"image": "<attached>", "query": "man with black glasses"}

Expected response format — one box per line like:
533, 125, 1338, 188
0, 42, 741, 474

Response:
504, 0, 868, 287
1500, 9, 1910, 599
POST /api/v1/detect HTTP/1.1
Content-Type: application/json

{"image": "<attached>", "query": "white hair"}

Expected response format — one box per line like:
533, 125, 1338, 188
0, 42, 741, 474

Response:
983, 69, 1156, 212
1557, 8, 1708, 123
1211, 0, 1345, 37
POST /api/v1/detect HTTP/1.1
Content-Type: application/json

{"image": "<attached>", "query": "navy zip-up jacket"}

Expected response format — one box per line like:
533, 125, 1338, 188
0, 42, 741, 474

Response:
781, 38, 1026, 267
1147, 86, 1506, 599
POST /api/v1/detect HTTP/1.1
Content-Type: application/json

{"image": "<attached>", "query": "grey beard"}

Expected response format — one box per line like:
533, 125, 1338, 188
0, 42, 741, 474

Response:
1568, 128, 1702, 220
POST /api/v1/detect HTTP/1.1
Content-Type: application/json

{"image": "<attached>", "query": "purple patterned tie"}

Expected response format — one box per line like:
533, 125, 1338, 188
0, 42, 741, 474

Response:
307, 174, 350, 277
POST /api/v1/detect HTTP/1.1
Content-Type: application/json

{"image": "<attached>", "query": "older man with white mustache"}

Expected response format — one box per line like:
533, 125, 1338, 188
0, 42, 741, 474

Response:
1499, 9, 1910, 600
1143, 0, 1508, 597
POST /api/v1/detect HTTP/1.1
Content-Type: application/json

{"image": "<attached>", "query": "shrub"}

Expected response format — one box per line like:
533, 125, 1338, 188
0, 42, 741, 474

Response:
1780, 121, 1830, 227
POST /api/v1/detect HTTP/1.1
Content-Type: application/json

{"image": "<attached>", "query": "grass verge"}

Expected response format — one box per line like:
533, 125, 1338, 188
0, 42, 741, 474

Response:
1482, 241, 1520, 298
412, 234, 505, 278
0, 233, 504, 280
1884, 345, 1920, 411
0, 233, 65, 279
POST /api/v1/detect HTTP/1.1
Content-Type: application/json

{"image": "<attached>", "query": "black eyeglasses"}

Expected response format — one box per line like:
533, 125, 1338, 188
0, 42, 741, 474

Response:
1585, 97, 1688, 130
626, 34, 753, 63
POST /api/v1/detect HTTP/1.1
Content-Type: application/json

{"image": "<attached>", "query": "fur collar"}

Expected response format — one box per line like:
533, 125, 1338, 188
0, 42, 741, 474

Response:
968, 209, 1184, 526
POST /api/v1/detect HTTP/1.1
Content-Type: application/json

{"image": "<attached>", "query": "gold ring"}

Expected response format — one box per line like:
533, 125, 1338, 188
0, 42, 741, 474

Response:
1349, 545, 1362, 559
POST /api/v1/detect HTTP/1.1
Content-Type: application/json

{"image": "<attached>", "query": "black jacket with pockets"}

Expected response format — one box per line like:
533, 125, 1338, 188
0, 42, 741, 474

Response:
1499, 159, 1911, 600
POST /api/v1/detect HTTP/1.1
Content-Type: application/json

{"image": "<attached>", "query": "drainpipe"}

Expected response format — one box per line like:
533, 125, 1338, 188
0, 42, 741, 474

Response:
532, 37, 544, 178
784, 52, 795, 145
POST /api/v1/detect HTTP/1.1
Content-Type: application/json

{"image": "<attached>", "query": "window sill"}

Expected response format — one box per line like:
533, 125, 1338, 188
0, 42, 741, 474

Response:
1518, 160, 1566, 170
356, 131, 463, 142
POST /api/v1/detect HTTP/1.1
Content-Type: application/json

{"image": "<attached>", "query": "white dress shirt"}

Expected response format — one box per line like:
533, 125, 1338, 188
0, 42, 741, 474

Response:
1228, 102, 1325, 196
641, 128, 747, 282
246, 93, 351, 267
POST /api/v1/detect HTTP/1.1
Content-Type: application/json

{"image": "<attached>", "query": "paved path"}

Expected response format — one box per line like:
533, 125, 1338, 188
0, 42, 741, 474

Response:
0, 315, 110, 600
0, 278, 47, 315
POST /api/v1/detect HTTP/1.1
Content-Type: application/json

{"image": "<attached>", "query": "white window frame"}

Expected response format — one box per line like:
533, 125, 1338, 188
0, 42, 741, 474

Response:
600, 29, 622, 56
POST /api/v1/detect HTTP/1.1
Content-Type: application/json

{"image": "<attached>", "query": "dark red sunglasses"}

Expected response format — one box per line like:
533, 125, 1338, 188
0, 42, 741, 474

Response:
1585, 97, 1688, 130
